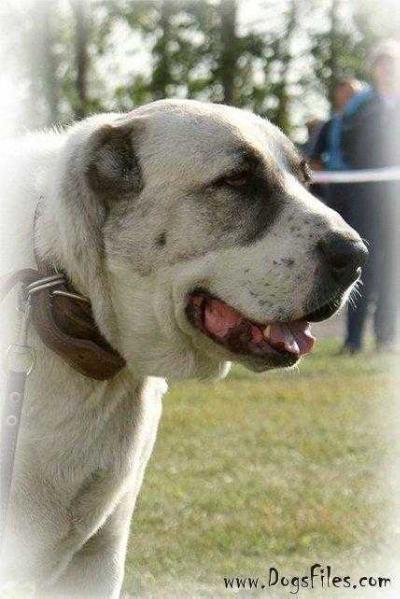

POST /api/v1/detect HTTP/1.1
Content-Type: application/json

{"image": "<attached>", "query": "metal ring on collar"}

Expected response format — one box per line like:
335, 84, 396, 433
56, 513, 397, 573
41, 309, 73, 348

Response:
26, 275, 66, 296
52, 290, 90, 303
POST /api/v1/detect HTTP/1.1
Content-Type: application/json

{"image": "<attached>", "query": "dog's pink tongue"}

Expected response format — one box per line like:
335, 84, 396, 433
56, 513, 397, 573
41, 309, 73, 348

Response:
204, 299, 241, 337
203, 299, 315, 356
290, 320, 316, 354
267, 321, 315, 355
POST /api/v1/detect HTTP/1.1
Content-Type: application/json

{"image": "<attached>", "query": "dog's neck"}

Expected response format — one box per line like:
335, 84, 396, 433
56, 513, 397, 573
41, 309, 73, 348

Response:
1, 131, 167, 400
34, 150, 125, 361
0, 134, 135, 392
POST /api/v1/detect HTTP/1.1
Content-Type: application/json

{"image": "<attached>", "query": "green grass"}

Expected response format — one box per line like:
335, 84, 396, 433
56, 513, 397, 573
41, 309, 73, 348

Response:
124, 340, 399, 598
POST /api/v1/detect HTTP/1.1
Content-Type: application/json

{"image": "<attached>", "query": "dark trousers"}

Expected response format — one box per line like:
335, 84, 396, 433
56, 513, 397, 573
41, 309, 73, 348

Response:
342, 183, 399, 349
346, 244, 397, 348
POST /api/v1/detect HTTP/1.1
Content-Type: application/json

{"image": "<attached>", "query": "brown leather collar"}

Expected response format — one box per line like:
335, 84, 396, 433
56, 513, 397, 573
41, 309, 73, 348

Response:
1, 265, 126, 381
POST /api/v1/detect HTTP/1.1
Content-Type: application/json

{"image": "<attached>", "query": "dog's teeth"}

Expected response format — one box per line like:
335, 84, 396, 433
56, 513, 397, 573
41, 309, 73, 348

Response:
263, 324, 271, 340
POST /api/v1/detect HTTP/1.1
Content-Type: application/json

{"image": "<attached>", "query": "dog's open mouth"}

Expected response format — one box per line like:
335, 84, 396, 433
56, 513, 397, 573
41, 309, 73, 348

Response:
186, 291, 316, 361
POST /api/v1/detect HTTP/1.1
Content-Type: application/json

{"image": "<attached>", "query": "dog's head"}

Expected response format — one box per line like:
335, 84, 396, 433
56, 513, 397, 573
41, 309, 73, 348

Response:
52, 100, 367, 379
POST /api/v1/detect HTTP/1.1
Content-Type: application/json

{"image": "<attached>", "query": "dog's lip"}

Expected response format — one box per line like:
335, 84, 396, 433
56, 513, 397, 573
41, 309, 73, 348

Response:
303, 295, 343, 322
185, 289, 316, 362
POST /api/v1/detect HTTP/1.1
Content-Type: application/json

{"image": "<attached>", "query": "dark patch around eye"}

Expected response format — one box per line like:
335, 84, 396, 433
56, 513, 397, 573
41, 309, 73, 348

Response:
194, 146, 288, 247
210, 145, 264, 190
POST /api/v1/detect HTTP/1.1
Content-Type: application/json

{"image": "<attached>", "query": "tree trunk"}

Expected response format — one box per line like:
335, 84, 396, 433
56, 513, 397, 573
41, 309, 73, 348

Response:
274, 0, 297, 133
327, 0, 340, 108
27, 0, 59, 127
219, 0, 238, 105
151, 0, 174, 100
71, 0, 89, 119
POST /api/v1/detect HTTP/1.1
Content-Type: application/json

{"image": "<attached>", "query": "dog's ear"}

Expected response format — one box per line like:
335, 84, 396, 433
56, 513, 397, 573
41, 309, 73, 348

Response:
86, 119, 145, 197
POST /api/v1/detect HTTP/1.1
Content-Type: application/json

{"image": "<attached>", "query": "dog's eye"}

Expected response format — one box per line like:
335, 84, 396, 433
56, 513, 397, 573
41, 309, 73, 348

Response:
223, 172, 250, 188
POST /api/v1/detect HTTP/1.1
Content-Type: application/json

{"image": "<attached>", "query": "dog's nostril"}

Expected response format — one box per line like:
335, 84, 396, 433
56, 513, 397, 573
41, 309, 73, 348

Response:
317, 233, 368, 283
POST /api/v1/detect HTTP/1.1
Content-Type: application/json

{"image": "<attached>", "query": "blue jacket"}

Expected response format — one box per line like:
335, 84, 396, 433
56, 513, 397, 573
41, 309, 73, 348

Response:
341, 86, 400, 169
312, 87, 376, 171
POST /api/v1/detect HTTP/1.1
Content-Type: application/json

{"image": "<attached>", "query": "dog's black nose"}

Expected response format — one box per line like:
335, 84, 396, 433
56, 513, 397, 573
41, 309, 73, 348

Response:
317, 233, 368, 285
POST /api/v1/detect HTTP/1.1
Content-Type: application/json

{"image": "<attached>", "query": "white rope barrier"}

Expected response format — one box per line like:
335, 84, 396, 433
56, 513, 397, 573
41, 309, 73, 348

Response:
312, 166, 400, 184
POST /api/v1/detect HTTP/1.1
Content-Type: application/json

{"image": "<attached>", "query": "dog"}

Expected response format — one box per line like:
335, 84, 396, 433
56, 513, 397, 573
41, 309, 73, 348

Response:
0, 99, 367, 597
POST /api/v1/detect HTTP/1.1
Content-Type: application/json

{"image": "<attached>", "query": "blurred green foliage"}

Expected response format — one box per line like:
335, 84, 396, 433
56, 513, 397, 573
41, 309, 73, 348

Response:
1, 0, 399, 133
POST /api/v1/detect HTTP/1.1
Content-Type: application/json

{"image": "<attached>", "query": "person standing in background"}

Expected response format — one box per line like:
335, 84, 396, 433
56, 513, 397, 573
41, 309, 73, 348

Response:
310, 78, 362, 212
302, 117, 325, 159
311, 79, 362, 172
340, 41, 400, 353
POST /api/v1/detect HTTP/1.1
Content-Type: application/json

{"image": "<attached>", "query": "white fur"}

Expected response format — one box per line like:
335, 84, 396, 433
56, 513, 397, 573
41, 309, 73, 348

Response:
0, 100, 361, 597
